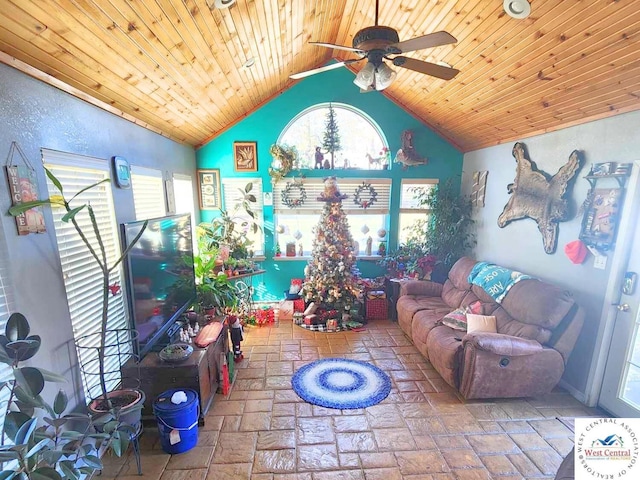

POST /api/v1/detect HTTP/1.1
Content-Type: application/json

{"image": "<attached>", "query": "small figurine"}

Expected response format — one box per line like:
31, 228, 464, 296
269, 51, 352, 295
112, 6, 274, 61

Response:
298, 243, 303, 256
230, 316, 244, 362
314, 147, 324, 169
365, 236, 373, 256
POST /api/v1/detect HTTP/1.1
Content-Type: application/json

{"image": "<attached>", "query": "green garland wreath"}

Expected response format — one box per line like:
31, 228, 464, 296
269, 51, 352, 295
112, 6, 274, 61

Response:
282, 182, 307, 208
353, 182, 378, 209
269, 144, 298, 183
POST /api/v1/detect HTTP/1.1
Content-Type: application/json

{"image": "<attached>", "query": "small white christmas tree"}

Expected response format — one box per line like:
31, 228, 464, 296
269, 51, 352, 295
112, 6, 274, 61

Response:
303, 177, 357, 316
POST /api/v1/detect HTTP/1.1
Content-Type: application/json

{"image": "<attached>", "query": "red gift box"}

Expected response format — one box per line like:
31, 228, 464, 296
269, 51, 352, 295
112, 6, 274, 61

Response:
293, 299, 305, 313
366, 298, 387, 320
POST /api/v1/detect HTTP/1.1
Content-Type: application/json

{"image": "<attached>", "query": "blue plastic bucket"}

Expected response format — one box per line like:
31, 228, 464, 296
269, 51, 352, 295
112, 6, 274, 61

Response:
153, 389, 199, 454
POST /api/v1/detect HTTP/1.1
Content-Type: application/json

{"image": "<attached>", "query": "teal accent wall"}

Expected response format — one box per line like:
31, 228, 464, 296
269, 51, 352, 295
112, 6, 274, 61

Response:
197, 65, 463, 301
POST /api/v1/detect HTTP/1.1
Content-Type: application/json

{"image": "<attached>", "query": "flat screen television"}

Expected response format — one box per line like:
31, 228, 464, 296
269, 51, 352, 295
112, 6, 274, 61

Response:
121, 213, 196, 359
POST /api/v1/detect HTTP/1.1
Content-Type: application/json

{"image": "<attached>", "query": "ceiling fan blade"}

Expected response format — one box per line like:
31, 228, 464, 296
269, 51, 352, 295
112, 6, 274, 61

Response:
393, 57, 459, 80
290, 59, 364, 80
388, 31, 457, 54
310, 42, 365, 54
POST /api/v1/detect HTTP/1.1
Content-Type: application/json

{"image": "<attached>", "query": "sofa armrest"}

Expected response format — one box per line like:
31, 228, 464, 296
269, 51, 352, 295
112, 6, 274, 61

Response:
463, 332, 543, 356
399, 280, 443, 298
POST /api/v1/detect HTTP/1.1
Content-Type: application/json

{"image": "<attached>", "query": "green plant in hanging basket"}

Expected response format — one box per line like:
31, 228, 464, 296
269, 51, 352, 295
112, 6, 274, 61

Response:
269, 144, 298, 183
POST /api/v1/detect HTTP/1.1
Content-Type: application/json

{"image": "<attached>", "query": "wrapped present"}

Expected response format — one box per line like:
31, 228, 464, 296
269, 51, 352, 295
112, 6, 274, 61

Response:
293, 312, 304, 325
366, 298, 387, 320
293, 298, 305, 313
279, 300, 294, 320
366, 290, 386, 300
326, 319, 337, 332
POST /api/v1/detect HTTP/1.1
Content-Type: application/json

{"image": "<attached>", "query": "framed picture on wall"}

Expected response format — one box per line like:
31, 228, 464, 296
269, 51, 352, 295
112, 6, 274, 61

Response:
233, 141, 258, 172
197, 169, 221, 210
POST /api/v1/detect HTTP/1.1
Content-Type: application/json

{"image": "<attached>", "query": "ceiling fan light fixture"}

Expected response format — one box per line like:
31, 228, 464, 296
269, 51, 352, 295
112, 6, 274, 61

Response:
353, 62, 376, 89
375, 63, 396, 90
210, 0, 236, 9
503, 0, 531, 19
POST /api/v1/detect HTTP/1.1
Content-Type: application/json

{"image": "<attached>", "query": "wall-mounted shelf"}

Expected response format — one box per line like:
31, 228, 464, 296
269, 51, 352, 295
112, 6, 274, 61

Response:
579, 167, 631, 251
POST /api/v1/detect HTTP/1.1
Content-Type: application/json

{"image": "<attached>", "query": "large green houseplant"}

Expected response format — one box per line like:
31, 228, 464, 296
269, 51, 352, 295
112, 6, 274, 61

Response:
382, 179, 475, 282
0, 313, 133, 479
8, 169, 147, 450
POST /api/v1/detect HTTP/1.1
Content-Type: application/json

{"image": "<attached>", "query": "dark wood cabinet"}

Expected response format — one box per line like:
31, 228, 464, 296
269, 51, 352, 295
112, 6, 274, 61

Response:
122, 322, 228, 424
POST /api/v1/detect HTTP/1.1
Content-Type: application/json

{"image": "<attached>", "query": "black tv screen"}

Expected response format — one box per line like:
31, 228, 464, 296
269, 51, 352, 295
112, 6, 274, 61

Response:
121, 213, 196, 358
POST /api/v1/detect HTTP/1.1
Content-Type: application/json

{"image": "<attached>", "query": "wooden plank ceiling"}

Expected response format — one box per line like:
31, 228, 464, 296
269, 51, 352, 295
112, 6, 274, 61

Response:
1, 0, 639, 152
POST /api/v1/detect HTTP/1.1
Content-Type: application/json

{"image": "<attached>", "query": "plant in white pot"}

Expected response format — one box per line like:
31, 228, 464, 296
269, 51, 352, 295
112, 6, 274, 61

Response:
8, 169, 148, 452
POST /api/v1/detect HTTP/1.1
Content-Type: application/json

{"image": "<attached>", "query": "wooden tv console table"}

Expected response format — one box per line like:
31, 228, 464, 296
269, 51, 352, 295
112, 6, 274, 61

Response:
121, 318, 228, 424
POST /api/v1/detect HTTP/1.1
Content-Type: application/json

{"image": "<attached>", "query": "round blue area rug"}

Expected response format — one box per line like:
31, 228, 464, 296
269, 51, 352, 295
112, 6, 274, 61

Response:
291, 358, 391, 409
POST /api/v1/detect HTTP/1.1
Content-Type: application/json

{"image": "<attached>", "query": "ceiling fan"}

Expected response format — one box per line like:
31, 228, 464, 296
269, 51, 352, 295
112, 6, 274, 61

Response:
289, 0, 460, 91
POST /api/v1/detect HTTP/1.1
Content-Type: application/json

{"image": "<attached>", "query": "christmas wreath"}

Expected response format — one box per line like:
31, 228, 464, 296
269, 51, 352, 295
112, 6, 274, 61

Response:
282, 182, 307, 208
353, 182, 378, 209
269, 144, 298, 183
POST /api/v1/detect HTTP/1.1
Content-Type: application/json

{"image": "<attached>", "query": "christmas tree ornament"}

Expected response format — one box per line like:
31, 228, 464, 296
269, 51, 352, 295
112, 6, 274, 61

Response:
276, 224, 286, 234
317, 176, 348, 203
360, 224, 370, 235
377, 228, 387, 239
293, 230, 303, 241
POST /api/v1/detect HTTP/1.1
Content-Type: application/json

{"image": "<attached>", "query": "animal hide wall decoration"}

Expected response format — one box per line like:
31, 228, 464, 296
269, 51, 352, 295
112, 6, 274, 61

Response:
498, 142, 583, 254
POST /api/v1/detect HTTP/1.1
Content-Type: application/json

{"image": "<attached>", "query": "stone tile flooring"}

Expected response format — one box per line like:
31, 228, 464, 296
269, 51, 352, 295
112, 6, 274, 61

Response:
104, 319, 604, 479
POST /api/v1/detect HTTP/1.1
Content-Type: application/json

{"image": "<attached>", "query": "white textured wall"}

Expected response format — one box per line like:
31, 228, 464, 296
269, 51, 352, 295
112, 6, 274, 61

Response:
462, 110, 640, 397
0, 64, 197, 407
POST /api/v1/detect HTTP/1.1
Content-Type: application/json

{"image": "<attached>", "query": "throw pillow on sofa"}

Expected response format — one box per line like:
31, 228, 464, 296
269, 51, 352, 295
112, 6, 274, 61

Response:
466, 314, 497, 334
442, 301, 482, 330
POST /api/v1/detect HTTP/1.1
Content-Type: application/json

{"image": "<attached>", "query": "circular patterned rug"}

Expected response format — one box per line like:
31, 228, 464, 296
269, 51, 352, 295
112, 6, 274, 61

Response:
291, 358, 391, 409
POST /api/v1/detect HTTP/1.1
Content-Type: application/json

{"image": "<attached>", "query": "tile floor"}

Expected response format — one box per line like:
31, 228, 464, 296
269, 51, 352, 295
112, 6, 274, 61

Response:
103, 319, 604, 479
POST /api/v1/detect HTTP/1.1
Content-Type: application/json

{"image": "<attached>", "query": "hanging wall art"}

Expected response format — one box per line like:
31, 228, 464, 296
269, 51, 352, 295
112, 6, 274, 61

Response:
497, 142, 582, 254
5, 142, 46, 235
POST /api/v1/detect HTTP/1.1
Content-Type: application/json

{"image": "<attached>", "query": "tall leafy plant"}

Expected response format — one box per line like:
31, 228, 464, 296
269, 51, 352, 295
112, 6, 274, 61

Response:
407, 179, 476, 274
8, 168, 147, 409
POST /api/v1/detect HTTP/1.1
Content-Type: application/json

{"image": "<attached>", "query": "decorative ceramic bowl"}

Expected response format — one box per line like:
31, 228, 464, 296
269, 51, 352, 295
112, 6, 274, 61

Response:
159, 343, 193, 363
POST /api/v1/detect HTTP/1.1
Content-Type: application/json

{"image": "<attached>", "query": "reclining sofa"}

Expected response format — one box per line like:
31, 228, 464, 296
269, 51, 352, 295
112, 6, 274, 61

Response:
396, 257, 584, 399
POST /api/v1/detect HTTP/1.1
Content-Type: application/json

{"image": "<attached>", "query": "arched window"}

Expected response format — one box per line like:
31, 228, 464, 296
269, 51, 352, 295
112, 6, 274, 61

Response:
278, 103, 389, 170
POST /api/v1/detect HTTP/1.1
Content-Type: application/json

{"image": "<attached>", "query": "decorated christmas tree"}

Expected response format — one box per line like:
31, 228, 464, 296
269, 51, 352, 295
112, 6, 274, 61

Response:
322, 104, 342, 170
303, 177, 357, 317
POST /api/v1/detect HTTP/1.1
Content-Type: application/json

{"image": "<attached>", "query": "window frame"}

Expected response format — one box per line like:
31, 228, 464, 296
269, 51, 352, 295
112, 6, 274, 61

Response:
42, 149, 131, 403
398, 179, 439, 245
220, 177, 265, 257
131, 166, 166, 221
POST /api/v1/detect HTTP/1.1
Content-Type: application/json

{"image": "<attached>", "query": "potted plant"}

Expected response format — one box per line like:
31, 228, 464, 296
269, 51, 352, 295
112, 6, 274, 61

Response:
8, 169, 147, 447
198, 181, 261, 261
0, 313, 134, 479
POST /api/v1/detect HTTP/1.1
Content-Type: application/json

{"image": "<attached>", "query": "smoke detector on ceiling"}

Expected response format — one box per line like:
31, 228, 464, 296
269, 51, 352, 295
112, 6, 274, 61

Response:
208, 0, 236, 9
503, 0, 531, 19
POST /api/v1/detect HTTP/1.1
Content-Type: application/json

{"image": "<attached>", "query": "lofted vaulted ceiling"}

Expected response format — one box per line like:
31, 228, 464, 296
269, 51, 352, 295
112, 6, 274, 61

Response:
1, 0, 639, 152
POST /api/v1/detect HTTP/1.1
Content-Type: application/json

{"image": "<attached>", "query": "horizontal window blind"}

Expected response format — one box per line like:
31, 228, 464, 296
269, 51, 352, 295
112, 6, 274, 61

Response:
43, 151, 130, 402
274, 178, 392, 215
400, 179, 438, 212
131, 166, 165, 221
221, 178, 264, 255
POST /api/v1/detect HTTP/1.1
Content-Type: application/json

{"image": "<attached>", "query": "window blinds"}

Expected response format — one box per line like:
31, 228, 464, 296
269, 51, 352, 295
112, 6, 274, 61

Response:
43, 150, 130, 402
131, 166, 165, 221
273, 178, 392, 215
399, 179, 438, 212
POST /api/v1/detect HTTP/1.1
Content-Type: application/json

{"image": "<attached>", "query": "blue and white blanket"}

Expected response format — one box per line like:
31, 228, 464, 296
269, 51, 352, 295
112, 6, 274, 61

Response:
467, 262, 533, 303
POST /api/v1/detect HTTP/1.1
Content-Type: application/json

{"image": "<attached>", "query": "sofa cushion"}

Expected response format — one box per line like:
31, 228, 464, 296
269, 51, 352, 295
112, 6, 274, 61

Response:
466, 314, 497, 334
397, 295, 449, 338
441, 301, 483, 330
490, 305, 552, 344
426, 326, 464, 388
411, 308, 448, 359
501, 279, 575, 329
